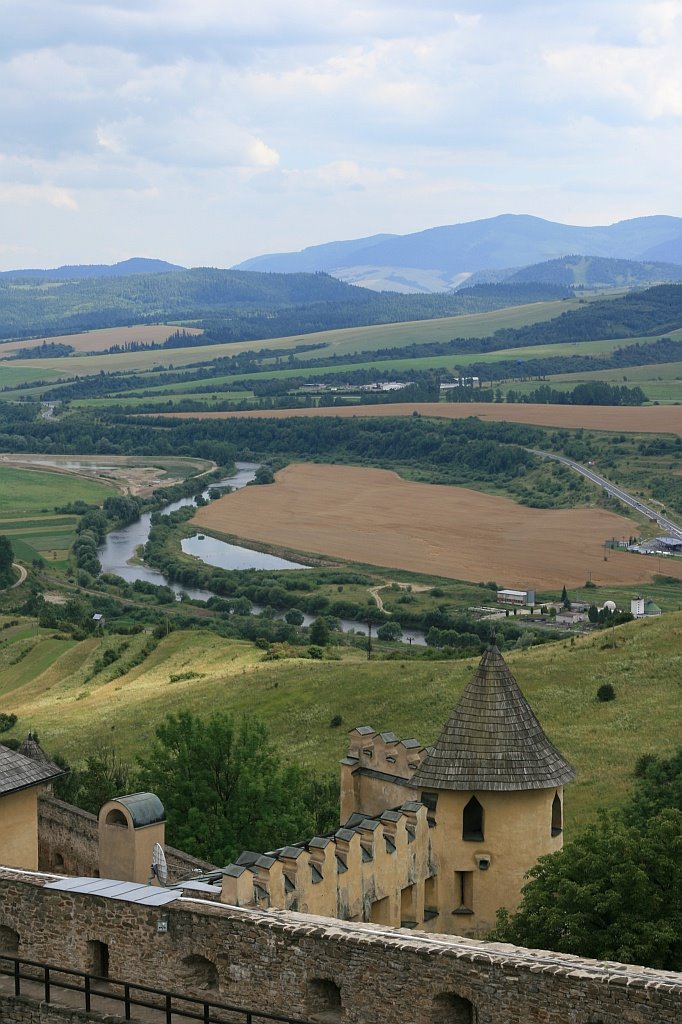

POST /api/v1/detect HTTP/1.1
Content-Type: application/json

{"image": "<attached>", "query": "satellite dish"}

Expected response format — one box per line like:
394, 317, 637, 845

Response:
150, 842, 168, 886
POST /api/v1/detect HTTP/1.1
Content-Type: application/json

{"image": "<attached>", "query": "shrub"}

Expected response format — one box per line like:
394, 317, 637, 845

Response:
597, 683, 616, 702
330, 714, 344, 728
0, 712, 17, 733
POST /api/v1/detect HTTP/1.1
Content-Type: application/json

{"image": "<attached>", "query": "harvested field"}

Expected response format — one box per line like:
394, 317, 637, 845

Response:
192, 463, 682, 588
0, 323, 202, 356
162, 402, 682, 434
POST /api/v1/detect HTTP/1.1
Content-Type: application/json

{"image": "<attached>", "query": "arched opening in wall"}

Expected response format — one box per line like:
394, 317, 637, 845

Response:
87, 940, 109, 979
105, 809, 128, 827
431, 991, 475, 1024
179, 955, 219, 992
424, 875, 438, 922
307, 978, 342, 1023
53, 852, 65, 872
0, 926, 19, 953
551, 792, 563, 836
462, 796, 484, 841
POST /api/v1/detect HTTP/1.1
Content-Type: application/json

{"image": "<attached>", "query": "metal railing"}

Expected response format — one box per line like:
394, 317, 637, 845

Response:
0, 953, 311, 1024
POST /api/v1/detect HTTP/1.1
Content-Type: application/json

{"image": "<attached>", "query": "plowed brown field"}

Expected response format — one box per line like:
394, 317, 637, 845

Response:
193, 464, 682, 587
163, 402, 682, 434
0, 324, 202, 356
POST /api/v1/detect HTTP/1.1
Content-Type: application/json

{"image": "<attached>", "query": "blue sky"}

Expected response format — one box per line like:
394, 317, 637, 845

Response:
1, 0, 681, 269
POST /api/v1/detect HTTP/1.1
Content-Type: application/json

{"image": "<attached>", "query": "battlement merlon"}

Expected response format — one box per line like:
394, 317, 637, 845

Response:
341, 727, 428, 821
219, 804, 432, 926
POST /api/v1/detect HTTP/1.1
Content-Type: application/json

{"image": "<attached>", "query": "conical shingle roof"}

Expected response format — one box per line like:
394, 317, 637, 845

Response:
409, 644, 576, 792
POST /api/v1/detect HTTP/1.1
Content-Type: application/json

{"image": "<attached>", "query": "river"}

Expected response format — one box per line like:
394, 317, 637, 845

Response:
97, 461, 425, 644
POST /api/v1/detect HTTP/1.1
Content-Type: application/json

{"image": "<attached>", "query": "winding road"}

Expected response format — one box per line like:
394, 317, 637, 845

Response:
531, 450, 682, 542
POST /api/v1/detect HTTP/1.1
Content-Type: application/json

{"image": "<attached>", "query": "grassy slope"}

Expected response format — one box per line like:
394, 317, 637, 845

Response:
6, 298, 588, 377
2, 613, 680, 830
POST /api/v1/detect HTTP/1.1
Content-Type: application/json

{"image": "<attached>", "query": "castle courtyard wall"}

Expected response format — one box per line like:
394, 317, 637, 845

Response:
0, 869, 679, 1024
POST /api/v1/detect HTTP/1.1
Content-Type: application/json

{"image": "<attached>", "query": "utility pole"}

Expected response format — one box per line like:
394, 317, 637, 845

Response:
367, 622, 372, 661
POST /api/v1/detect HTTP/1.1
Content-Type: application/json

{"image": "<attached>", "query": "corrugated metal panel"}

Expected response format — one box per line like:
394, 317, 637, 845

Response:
44, 877, 180, 906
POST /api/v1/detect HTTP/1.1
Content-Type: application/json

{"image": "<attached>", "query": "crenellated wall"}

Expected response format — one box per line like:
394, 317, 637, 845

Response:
0, 869, 679, 1024
222, 802, 433, 926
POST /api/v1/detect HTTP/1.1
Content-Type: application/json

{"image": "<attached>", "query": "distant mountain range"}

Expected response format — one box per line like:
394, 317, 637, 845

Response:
0, 258, 185, 280
234, 214, 682, 293
4, 215, 682, 295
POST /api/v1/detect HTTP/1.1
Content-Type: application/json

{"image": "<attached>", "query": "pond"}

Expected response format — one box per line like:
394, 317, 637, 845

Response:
98, 461, 425, 644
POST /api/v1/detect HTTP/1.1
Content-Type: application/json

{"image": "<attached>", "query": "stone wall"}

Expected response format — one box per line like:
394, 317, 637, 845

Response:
37, 797, 216, 882
0, 995, 99, 1024
1, 869, 680, 1024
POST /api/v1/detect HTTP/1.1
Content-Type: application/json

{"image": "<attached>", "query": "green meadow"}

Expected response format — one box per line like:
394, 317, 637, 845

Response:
0, 612, 679, 830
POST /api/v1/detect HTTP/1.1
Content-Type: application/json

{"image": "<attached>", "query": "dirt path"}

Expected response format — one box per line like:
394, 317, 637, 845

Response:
10, 563, 27, 588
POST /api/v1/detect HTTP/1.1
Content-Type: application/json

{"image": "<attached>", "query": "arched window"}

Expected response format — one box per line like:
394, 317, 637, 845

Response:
431, 991, 475, 1023
179, 954, 219, 992
105, 808, 128, 827
0, 926, 19, 953
87, 940, 109, 978
307, 978, 342, 1023
551, 792, 563, 836
462, 796, 484, 841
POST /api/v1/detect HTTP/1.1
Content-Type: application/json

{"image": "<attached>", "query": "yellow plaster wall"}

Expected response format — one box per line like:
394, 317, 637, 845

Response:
0, 789, 40, 870
426, 787, 564, 936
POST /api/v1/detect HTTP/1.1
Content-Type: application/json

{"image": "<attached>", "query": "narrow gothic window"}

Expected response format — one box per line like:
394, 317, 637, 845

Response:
551, 792, 563, 836
462, 796, 484, 841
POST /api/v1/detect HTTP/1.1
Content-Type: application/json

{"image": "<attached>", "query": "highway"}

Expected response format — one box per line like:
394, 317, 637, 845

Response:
530, 449, 682, 543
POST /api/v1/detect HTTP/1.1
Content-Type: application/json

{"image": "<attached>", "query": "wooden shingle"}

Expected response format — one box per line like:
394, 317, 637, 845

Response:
409, 644, 576, 792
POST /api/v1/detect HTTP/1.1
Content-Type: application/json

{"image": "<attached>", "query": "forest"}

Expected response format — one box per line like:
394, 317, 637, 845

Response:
0, 267, 568, 341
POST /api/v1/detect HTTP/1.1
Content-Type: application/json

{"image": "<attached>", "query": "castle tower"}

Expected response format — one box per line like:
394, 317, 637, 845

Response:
408, 641, 575, 936
98, 793, 166, 884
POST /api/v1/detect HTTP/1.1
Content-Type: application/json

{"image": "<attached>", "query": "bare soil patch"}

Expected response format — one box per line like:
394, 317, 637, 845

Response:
0, 324, 202, 356
162, 402, 682, 434
193, 464, 682, 588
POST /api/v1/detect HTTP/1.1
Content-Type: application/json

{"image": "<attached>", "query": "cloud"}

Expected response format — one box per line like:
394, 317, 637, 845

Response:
0, 0, 681, 269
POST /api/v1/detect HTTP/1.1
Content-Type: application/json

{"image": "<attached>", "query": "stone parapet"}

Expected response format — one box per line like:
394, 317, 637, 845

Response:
0, 868, 680, 1024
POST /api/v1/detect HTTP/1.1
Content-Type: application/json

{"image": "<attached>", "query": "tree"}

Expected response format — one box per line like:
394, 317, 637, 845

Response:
377, 620, 403, 641
136, 711, 337, 864
491, 810, 682, 970
0, 535, 14, 587
625, 748, 682, 828
309, 617, 330, 646
560, 585, 570, 609
285, 608, 305, 626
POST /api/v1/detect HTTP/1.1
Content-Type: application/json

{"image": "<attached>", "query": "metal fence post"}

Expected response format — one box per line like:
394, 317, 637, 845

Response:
85, 974, 91, 1012
44, 966, 50, 1003
166, 992, 173, 1024
13, 959, 20, 997
125, 982, 132, 1020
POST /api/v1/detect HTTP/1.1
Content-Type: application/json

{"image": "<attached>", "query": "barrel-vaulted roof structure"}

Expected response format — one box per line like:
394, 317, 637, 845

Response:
409, 643, 576, 792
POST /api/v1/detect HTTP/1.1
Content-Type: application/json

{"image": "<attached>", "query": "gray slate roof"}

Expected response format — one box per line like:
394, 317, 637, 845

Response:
0, 743, 65, 797
18, 732, 63, 774
113, 792, 165, 827
408, 644, 576, 792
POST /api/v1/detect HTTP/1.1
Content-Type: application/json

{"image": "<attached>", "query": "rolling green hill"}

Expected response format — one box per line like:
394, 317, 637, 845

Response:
1, 613, 680, 830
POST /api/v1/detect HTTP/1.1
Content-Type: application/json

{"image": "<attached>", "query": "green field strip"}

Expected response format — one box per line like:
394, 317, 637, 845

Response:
0, 466, 117, 515
6, 298, 590, 376
69, 335, 667, 411
0, 637, 78, 697
0, 516, 78, 529
9, 530, 76, 547
0, 364, 63, 387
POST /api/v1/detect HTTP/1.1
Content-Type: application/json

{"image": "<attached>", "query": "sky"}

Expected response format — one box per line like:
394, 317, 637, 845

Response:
1, 0, 682, 270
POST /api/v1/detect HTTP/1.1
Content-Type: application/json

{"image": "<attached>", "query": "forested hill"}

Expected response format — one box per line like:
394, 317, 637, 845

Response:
486, 283, 682, 347
0, 266, 569, 342
503, 255, 682, 289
